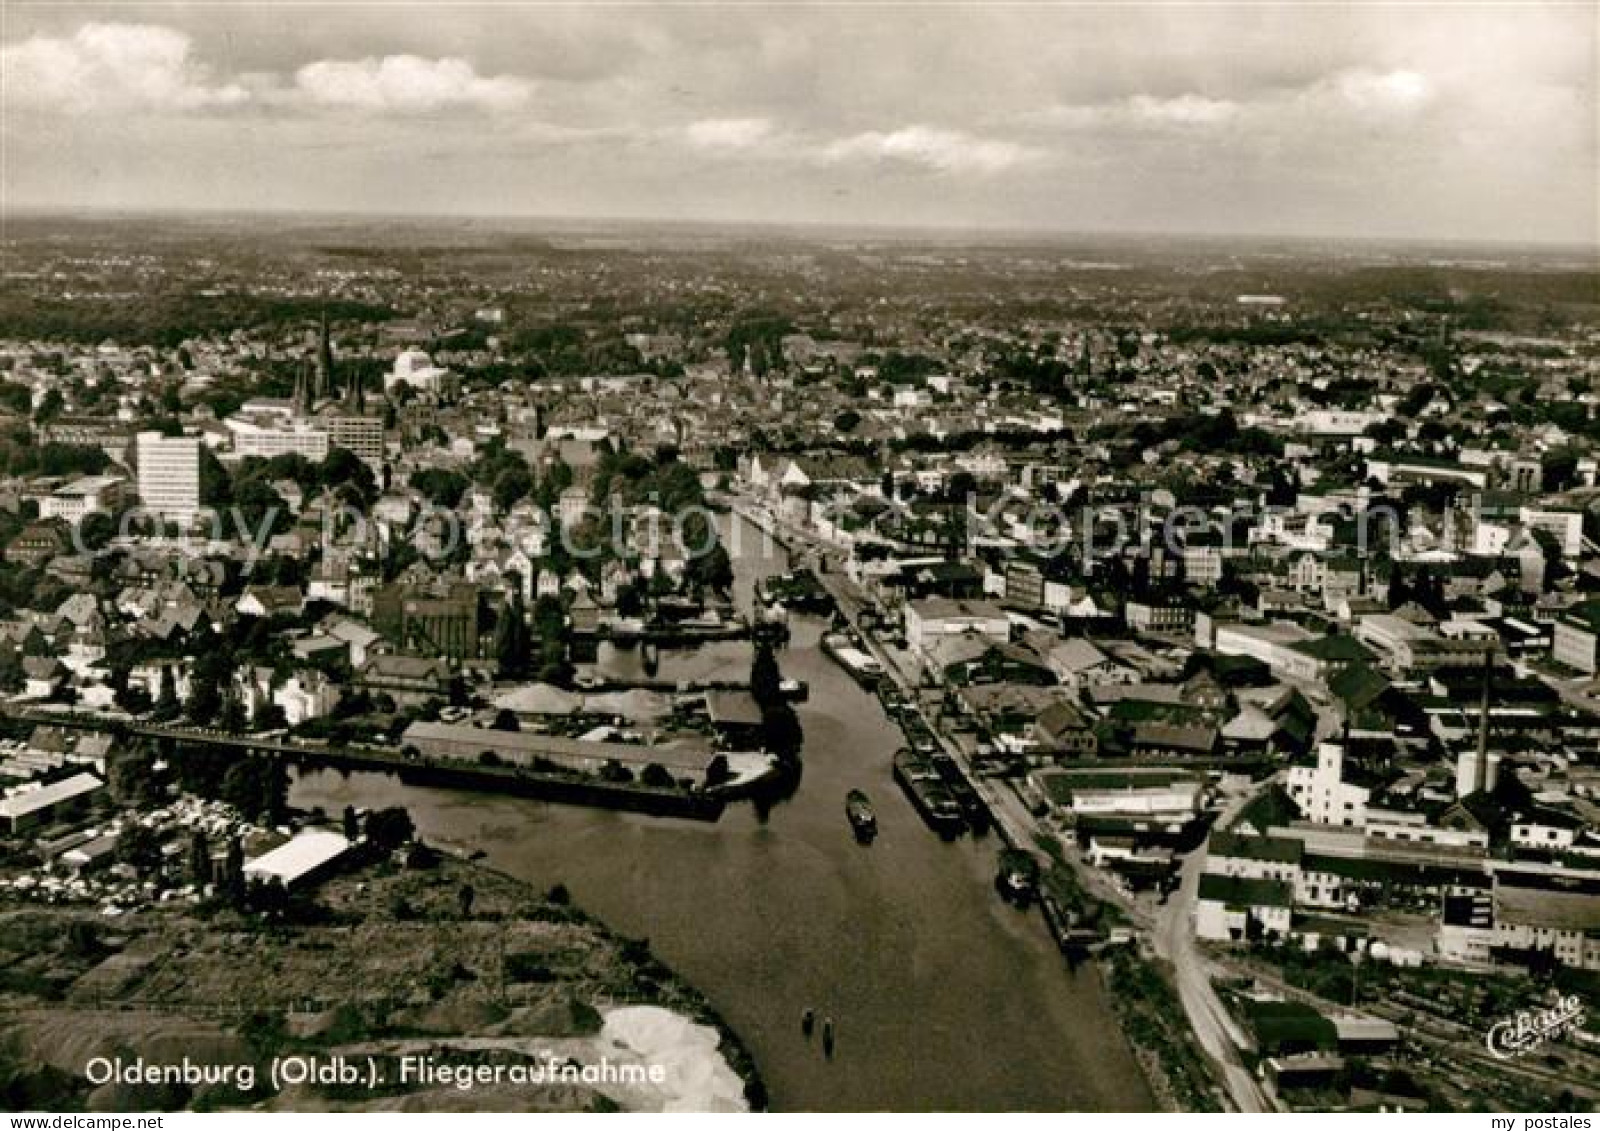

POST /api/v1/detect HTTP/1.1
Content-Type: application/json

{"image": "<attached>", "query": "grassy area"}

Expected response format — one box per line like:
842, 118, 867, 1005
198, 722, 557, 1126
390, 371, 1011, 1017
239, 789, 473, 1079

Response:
1028, 833, 1217, 1110
1032, 832, 1124, 931
0, 853, 765, 1112
1101, 947, 1224, 1112
1234, 998, 1338, 1057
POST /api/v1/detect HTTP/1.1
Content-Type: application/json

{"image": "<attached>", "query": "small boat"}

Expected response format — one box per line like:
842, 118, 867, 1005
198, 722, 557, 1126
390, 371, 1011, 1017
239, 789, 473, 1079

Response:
995, 848, 1041, 908
801, 1007, 815, 1037
822, 1018, 835, 1058
846, 790, 878, 843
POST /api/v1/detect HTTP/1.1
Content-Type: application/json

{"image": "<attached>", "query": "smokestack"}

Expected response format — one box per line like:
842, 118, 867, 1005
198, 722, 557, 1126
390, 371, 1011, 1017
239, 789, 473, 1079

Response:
1475, 644, 1495, 794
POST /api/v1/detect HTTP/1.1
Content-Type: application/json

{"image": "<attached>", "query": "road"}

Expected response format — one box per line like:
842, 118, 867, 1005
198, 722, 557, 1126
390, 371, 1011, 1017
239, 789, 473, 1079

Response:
1154, 810, 1273, 1114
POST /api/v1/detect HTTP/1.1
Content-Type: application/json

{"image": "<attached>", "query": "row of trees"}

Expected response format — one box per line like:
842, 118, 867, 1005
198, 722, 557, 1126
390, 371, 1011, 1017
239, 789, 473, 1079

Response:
492, 591, 572, 684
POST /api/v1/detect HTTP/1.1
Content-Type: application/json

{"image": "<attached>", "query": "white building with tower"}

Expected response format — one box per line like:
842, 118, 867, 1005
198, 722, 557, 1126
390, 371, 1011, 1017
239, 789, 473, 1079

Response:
1286, 742, 1371, 828
385, 349, 451, 397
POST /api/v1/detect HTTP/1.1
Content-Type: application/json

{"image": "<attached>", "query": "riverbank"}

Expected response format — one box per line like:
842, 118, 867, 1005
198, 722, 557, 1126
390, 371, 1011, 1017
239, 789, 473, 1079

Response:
286, 511, 1154, 1110
0, 851, 764, 1112
1100, 947, 1227, 1112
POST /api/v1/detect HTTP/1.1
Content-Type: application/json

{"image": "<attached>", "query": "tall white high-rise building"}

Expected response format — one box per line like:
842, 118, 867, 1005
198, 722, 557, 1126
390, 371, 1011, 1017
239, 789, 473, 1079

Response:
136, 431, 201, 523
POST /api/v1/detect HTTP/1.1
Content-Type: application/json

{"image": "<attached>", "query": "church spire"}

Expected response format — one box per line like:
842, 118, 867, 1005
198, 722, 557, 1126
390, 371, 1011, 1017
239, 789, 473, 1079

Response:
348, 358, 364, 413
316, 310, 334, 404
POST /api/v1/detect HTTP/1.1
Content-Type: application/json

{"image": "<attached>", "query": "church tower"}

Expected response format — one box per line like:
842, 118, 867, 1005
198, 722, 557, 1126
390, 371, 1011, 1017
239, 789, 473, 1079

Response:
347, 357, 365, 413
315, 311, 334, 404
292, 359, 310, 416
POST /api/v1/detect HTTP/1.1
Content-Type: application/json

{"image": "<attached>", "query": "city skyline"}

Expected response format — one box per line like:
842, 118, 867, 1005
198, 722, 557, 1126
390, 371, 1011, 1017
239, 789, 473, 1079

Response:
3, 3, 1596, 245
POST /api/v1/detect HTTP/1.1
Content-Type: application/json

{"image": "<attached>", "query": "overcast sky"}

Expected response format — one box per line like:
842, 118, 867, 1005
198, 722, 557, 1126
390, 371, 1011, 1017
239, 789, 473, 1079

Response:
2, 3, 1595, 244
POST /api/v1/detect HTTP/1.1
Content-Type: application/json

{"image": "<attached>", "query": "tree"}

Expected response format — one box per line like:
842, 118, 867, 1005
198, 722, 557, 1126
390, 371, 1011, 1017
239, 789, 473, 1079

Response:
493, 466, 534, 514
342, 805, 360, 840
457, 883, 476, 919
0, 647, 23, 694
219, 692, 248, 734
65, 920, 101, 958
231, 477, 289, 541
185, 666, 224, 723
686, 542, 734, 595
78, 510, 115, 552
322, 447, 377, 511
494, 593, 531, 678
153, 666, 180, 721
535, 459, 574, 509
114, 682, 153, 716
410, 467, 471, 508
530, 594, 571, 685
220, 757, 287, 824
639, 763, 674, 789
199, 445, 232, 509
107, 742, 161, 806
1363, 419, 1406, 446
33, 388, 64, 426
223, 837, 246, 906
364, 806, 415, 851
1542, 448, 1580, 493
490, 708, 520, 732
187, 828, 212, 887
0, 383, 31, 414
833, 409, 861, 433
116, 824, 164, 878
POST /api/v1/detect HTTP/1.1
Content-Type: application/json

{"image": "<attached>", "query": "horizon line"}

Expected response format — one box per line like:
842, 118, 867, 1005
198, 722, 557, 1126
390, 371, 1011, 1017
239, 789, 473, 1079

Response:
5, 201, 1596, 257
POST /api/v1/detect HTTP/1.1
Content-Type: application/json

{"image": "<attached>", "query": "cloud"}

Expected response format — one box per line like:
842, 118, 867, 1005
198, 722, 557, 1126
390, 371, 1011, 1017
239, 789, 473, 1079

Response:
822, 126, 1040, 174
1025, 68, 1432, 136
1127, 94, 1240, 126
0, 23, 534, 117
0, 8, 1589, 242
1023, 92, 1240, 132
292, 55, 531, 113
1327, 68, 1433, 112
1, 22, 249, 114
683, 116, 774, 151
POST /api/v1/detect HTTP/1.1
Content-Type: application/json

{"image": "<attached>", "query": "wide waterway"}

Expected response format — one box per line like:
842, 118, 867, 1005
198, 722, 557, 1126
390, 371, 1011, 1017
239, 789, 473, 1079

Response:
291, 514, 1153, 1111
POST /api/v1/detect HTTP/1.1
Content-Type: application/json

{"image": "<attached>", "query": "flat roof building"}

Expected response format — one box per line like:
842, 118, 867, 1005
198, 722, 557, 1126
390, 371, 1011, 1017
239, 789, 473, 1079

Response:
401, 720, 719, 782
135, 431, 201, 523
0, 772, 104, 834
244, 829, 352, 889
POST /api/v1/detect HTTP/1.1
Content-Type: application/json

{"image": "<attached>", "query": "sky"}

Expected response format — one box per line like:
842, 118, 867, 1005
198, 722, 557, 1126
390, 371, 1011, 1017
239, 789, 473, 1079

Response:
2, 3, 1595, 244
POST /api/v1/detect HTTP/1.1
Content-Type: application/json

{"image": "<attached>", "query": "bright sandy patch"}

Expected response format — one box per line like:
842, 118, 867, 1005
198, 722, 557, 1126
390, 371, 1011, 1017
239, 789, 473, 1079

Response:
599, 1005, 748, 1112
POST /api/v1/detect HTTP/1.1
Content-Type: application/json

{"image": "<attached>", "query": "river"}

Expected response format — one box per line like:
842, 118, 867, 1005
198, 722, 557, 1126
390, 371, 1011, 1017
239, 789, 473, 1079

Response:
291, 514, 1153, 1111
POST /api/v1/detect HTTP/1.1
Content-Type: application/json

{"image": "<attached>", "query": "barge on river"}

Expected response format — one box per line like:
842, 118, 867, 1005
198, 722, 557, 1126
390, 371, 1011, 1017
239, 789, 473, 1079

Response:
892, 748, 966, 838
822, 633, 885, 689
